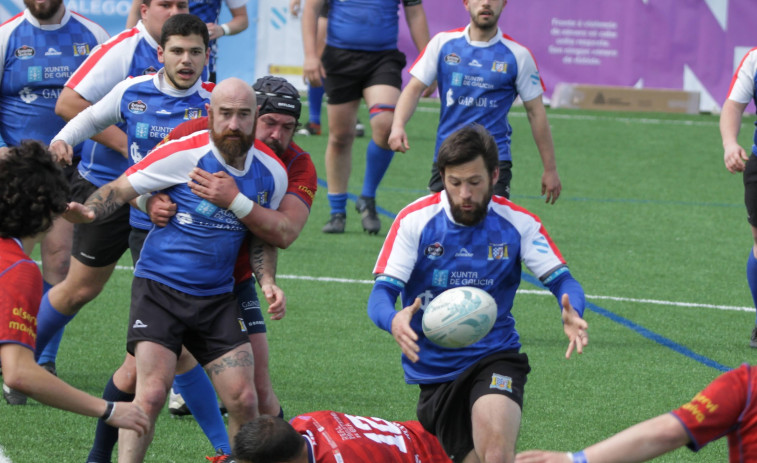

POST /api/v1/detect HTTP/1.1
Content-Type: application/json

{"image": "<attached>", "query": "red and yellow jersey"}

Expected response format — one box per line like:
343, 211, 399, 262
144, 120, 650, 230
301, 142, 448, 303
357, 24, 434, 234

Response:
291, 411, 451, 463
0, 237, 41, 350
671, 364, 757, 461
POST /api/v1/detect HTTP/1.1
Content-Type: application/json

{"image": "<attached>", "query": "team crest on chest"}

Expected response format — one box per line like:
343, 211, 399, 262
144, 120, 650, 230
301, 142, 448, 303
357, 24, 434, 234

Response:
257, 191, 269, 206
487, 243, 508, 261
73, 43, 90, 56
184, 108, 202, 119
491, 61, 507, 73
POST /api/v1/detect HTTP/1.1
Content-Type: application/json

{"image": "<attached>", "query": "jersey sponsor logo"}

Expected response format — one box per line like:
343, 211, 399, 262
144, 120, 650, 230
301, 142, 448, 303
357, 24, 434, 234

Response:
444, 53, 461, 65
44, 47, 62, 56
195, 200, 218, 217
449, 271, 494, 286
128, 100, 147, 114
487, 243, 508, 260
424, 242, 444, 259
72, 43, 90, 56
28, 66, 43, 83
455, 247, 474, 258
451, 72, 463, 87
175, 212, 194, 224
184, 108, 202, 120
142, 66, 158, 75
460, 75, 495, 89
490, 373, 513, 392
237, 318, 248, 332
297, 185, 315, 200
14, 45, 34, 60
468, 59, 482, 67
431, 269, 449, 287
446, 88, 454, 107
43, 65, 73, 79
531, 236, 550, 254
491, 61, 508, 73
530, 72, 540, 86
8, 306, 37, 340
130, 142, 142, 163
156, 109, 171, 115
132, 319, 148, 328
135, 122, 150, 139
19, 87, 37, 104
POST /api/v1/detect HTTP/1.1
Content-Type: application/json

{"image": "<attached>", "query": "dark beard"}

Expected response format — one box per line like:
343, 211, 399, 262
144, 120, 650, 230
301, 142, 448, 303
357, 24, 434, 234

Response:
26, 0, 62, 20
449, 191, 492, 226
211, 128, 254, 163
263, 138, 285, 157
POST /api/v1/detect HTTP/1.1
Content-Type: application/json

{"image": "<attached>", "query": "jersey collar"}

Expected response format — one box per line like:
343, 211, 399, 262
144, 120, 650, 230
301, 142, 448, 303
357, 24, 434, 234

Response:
463, 24, 503, 47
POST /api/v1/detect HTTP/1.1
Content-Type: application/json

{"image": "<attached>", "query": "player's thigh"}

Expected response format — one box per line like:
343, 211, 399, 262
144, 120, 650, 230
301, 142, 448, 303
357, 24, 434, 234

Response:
205, 342, 256, 405
327, 100, 361, 140
470, 393, 521, 461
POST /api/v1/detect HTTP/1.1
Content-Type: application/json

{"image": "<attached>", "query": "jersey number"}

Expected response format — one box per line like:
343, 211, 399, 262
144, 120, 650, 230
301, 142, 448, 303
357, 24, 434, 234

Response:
344, 414, 408, 453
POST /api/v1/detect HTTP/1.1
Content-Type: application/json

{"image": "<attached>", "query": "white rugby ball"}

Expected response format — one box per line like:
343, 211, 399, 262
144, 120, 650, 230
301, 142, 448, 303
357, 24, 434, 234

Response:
422, 286, 497, 348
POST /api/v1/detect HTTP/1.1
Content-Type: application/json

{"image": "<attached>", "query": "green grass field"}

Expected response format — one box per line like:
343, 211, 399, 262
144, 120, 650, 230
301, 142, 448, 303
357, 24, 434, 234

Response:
2, 100, 753, 461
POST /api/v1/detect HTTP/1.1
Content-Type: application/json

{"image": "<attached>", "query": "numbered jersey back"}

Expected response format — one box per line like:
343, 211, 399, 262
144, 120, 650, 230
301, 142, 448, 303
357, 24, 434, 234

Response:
291, 411, 451, 462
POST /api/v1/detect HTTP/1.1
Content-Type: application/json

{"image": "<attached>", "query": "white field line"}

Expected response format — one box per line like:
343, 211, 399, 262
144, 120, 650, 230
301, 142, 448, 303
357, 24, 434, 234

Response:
0, 446, 13, 463
112, 265, 755, 313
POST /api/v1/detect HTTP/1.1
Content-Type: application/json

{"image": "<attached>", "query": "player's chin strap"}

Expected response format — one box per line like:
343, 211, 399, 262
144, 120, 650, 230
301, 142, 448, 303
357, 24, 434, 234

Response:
368, 104, 396, 119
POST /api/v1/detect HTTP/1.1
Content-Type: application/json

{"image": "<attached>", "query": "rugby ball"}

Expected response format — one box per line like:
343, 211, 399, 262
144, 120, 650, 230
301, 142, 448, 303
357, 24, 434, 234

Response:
422, 286, 497, 348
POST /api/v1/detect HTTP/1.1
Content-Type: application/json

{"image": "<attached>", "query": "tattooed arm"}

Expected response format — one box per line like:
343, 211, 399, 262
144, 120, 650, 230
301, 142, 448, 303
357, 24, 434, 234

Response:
63, 174, 138, 224
249, 234, 286, 320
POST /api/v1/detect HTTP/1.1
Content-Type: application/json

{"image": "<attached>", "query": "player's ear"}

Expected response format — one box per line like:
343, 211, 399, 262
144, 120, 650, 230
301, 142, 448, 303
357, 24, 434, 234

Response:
157, 45, 165, 64
491, 166, 499, 186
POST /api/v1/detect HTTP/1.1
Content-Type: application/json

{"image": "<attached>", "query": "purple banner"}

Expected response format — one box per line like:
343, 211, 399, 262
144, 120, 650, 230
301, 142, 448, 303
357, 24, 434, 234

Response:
398, 0, 756, 112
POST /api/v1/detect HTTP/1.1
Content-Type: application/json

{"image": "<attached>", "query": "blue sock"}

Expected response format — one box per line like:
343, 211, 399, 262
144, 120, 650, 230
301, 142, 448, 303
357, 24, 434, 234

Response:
308, 83, 324, 124
327, 193, 348, 215
361, 140, 394, 198
748, 250, 757, 324
37, 281, 64, 365
34, 292, 75, 361
174, 364, 230, 454
87, 375, 135, 463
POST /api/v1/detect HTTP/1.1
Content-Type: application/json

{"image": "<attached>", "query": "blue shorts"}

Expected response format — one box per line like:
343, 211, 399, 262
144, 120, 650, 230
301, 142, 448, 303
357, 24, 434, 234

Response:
235, 277, 267, 334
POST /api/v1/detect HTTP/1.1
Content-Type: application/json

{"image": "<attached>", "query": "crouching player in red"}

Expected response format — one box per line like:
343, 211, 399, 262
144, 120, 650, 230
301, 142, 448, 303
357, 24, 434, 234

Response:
0, 141, 149, 450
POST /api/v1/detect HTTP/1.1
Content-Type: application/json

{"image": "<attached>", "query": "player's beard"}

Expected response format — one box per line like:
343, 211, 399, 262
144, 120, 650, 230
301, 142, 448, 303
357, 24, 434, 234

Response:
25, 0, 62, 20
263, 137, 285, 156
470, 9, 499, 32
211, 126, 255, 163
449, 186, 492, 226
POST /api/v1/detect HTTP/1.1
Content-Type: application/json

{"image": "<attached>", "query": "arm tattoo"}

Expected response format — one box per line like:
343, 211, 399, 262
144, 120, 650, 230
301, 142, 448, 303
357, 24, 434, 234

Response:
250, 238, 278, 285
85, 185, 124, 222
205, 349, 254, 378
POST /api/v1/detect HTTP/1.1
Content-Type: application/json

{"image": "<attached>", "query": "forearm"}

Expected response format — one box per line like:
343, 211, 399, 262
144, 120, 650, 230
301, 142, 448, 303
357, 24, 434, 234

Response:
720, 99, 746, 147
125, 0, 140, 28
223, 7, 249, 35
526, 100, 558, 172
238, 196, 309, 249
392, 79, 426, 131
405, 5, 430, 52
85, 175, 137, 221
584, 414, 689, 463
301, 0, 323, 57
544, 268, 585, 318
368, 279, 402, 332
249, 236, 278, 286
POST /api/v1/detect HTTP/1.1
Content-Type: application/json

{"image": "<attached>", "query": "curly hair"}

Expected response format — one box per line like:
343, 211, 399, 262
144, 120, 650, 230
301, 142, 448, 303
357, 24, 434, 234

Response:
0, 140, 70, 239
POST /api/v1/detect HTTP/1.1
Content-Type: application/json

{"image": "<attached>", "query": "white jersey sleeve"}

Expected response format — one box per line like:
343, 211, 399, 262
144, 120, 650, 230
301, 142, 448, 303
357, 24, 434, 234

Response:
728, 48, 757, 104
409, 31, 446, 87
503, 36, 543, 103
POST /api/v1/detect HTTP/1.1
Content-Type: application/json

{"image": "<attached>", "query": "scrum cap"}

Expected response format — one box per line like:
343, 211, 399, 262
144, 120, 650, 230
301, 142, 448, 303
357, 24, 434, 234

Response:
253, 75, 301, 121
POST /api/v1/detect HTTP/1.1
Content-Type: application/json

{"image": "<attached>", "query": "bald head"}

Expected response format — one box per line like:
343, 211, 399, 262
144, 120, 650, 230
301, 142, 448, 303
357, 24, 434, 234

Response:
209, 78, 257, 167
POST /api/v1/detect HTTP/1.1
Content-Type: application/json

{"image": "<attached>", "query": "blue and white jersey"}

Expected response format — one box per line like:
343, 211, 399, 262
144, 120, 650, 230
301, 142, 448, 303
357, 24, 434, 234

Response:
727, 47, 757, 155
125, 134, 287, 296
189, 0, 247, 74
52, 69, 213, 229
327, 0, 421, 52
373, 191, 566, 384
0, 8, 108, 149
65, 21, 163, 188
410, 25, 545, 162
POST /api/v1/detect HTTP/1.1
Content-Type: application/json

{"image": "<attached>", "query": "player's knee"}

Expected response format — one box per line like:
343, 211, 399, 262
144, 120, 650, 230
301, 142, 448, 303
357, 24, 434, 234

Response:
478, 445, 513, 463
226, 385, 259, 420
136, 383, 170, 418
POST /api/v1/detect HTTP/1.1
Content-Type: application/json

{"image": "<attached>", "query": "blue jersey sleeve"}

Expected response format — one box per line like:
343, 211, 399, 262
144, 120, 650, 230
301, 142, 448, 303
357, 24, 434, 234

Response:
368, 278, 403, 333
543, 266, 585, 318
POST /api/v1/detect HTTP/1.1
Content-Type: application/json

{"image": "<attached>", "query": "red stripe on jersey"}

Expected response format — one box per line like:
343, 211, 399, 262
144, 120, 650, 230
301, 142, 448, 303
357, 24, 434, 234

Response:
165, 116, 209, 143
253, 138, 287, 171
125, 130, 210, 176
502, 32, 546, 92
0, 12, 23, 27
66, 27, 140, 89
491, 195, 565, 262
728, 47, 757, 97
374, 193, 442, 274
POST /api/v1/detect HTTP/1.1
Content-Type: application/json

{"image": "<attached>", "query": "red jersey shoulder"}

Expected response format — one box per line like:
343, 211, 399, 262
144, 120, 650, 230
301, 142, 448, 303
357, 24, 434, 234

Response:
0, 239, 42, 349
165, 116, 209, 143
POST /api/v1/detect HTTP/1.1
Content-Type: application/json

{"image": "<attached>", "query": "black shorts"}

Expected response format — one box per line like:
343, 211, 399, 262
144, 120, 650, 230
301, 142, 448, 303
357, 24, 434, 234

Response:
416, 350, 530, 460
70, 172, 131, 267
128, 227, 149, 267
127, 277, 249, 366
744, 154, 757, 227
321, 45, 406, 105
429, 161, 513, 199
236, 277, 267, 334
319, 1, 328, 17
62, 158, 80, 199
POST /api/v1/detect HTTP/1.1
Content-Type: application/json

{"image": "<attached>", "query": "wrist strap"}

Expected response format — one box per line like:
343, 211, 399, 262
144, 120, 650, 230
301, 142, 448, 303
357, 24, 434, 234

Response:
220, 23, 230, 36
228, 192, 254, 218
135, 194, 150, 213
101, 401, 116, 422
568, 450, 588, 463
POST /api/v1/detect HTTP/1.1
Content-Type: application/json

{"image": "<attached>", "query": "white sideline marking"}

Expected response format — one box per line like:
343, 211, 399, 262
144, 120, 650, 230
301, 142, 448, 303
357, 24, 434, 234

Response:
110, 265, 756, 313
0, 446, 13, 463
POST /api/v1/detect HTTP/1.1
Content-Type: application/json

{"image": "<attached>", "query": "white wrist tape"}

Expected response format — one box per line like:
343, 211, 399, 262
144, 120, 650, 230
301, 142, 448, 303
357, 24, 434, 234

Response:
228, 192, 253, 218
220, 23, 231, 36
135, 194, 150, 213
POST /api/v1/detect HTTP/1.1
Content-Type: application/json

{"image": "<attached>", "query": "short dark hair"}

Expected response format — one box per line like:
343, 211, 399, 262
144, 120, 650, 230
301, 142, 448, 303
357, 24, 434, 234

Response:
437, 124, 499, 179
0, 141, 69, 239
160, 14, 209, 49
253, 75, 302, 121
232, 416, 305, 463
